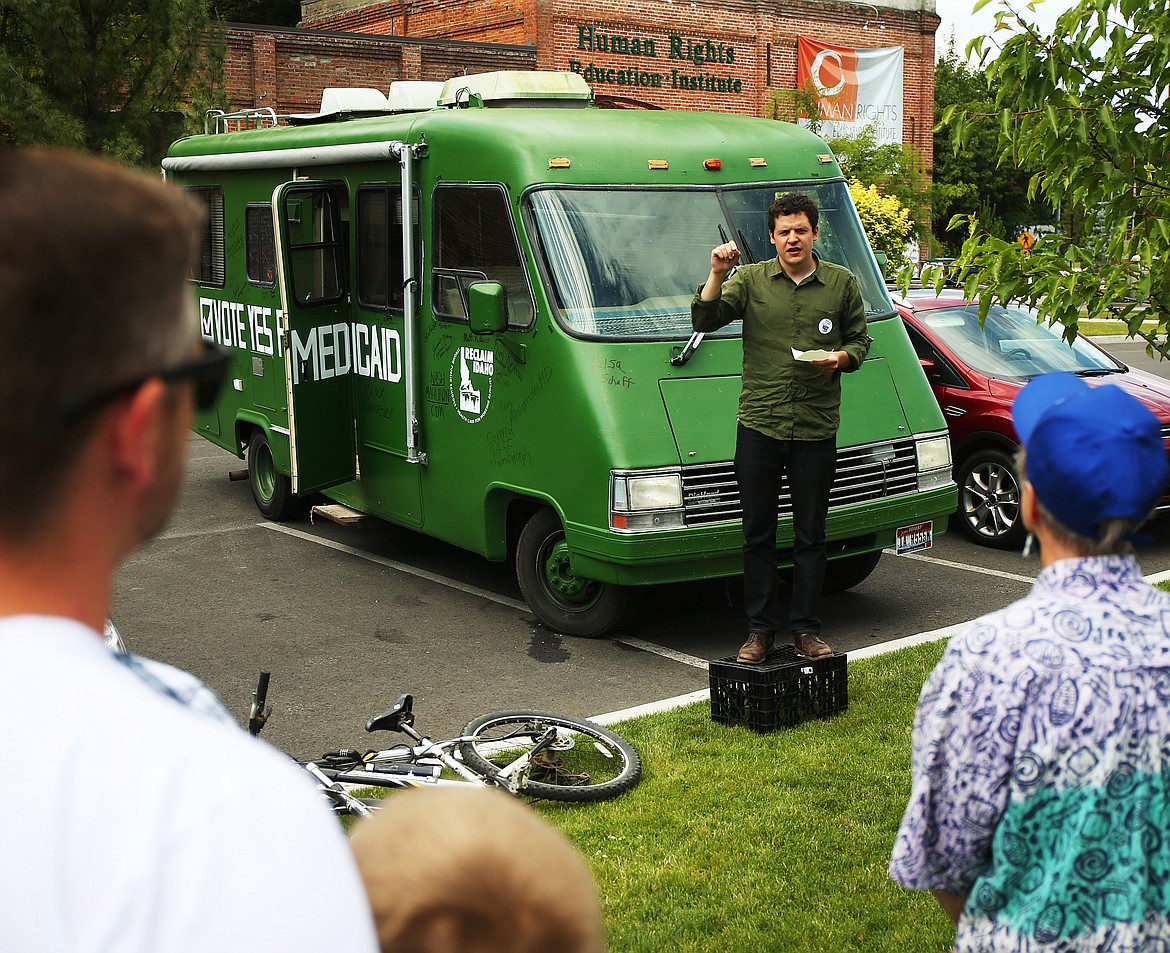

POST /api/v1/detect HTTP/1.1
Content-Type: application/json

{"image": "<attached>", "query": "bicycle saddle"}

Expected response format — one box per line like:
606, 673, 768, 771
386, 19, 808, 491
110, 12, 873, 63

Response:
365, 694, 414, 733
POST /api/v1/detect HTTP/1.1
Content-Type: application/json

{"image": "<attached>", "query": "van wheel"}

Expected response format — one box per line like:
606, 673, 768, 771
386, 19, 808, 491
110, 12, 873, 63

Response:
247, 430, 303, 522
957, 448, 1026, 549
516, 509, 633, 638
822, 550, 883, 594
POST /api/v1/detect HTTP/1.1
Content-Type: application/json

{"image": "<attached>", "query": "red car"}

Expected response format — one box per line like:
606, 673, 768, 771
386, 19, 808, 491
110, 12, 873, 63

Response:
896, 290, 1170, 548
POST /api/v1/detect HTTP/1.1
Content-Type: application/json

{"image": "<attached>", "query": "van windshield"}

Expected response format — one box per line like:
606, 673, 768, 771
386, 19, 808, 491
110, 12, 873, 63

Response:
527, 182, 892, 339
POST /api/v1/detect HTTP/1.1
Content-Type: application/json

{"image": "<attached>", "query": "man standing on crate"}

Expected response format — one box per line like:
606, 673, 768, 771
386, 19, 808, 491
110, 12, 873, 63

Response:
890, 373, 1170, 950
0, 150, 377, 953
692, 192, 869, 665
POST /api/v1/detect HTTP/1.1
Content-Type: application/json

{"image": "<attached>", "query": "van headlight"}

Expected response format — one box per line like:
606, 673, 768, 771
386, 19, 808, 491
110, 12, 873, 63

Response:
611, 470, 685, 532
915, 433, 953, 490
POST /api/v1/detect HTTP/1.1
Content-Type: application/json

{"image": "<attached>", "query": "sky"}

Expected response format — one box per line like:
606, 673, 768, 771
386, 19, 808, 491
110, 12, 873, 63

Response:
932, 0, 1070, 59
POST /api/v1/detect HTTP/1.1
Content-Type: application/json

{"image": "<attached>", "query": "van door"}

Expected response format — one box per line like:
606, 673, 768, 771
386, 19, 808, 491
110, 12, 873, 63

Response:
273, 180, 356, 496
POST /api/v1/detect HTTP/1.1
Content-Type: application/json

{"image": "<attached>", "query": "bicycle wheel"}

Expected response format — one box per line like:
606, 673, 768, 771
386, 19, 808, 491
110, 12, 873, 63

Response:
460, 710, 641, 803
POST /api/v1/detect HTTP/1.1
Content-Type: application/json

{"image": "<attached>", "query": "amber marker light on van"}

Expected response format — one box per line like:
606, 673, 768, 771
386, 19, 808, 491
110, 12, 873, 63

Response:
817, 154, 835, 164
703, 158, 723, 171
648, 159, 669, 170
748, 157, 767, 167
610, 470, 685, 533
548, 157, 571, 169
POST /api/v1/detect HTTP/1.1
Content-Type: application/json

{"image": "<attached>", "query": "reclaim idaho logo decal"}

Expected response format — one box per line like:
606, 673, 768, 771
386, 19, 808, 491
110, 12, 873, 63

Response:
450, 346, 494, 423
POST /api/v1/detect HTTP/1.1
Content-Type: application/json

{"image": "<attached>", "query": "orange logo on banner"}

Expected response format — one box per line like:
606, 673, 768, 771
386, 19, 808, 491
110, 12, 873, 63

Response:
797, 38, 859, 121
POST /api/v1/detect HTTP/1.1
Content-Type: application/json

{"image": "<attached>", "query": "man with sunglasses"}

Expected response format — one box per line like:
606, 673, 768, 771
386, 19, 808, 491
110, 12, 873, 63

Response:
0, 150, 377, 953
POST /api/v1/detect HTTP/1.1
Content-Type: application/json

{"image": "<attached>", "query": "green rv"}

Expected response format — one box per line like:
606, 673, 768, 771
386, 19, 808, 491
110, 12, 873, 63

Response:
163, 70, 956, 637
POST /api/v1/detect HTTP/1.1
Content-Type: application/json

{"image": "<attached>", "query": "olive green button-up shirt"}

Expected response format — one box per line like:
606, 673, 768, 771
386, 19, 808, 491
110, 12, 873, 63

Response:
691, 255, 870, 441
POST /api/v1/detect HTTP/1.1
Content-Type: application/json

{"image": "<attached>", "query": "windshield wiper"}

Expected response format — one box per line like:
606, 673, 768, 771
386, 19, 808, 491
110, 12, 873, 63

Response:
671, 224, 752, 367
1076, 368, 1125, 377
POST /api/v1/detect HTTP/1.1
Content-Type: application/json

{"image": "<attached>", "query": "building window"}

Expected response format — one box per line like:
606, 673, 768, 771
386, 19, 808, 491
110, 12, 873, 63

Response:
189, 187, 225, 287
245, 204, 276, 286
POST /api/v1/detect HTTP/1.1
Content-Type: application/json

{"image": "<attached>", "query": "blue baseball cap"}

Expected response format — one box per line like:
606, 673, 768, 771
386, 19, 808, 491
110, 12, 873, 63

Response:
1012, 372, 1169, 538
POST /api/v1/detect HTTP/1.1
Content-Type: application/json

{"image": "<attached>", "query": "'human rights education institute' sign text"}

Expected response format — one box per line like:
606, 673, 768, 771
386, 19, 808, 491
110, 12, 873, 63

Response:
569, 26, 744, 96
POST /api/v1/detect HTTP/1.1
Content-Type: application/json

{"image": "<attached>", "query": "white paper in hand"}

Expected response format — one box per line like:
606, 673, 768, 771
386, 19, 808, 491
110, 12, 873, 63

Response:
792, 347, 836, 362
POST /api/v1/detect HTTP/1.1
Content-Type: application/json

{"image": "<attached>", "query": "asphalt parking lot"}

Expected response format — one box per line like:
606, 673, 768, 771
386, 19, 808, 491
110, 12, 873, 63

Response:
111, 338, 1170, 762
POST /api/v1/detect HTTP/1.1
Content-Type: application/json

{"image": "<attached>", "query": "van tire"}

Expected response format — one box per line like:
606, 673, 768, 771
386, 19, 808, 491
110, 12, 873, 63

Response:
516, 508, 633, 638
247, 430, 303, 522
822, 550, 883, 594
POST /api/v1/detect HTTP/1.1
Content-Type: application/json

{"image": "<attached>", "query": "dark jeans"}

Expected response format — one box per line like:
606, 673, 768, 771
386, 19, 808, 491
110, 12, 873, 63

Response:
734, 423, 836, 638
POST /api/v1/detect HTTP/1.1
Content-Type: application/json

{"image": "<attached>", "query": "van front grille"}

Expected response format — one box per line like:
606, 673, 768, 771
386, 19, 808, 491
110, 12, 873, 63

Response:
681, 438, 920, 527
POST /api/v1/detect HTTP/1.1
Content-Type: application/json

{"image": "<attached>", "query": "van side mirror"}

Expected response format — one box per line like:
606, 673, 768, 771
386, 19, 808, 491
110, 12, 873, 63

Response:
467, 281, 507, 334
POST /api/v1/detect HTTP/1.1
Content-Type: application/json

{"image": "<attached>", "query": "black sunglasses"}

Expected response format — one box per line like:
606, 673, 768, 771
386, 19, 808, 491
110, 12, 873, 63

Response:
64, 339, 230, 423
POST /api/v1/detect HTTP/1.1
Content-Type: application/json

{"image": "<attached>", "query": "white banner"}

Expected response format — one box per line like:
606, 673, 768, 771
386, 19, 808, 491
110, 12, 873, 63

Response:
796, 38, 904, 144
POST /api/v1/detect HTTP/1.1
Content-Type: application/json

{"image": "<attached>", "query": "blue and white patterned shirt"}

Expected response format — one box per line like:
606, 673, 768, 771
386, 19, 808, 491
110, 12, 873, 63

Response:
890, 555, 1170, 951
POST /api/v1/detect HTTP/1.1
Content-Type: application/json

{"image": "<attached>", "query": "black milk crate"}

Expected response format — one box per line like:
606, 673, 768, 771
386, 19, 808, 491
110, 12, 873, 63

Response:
709, 645, 848, 733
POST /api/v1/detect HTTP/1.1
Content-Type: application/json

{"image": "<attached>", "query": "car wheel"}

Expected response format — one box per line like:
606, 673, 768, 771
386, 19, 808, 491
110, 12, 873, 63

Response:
956, 448, 1027, 550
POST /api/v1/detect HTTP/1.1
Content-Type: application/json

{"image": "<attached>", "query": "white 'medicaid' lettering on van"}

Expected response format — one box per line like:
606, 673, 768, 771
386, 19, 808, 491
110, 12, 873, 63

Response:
198, 297, 401, 385
449, 345, 494, 424
290, 324, 402, 385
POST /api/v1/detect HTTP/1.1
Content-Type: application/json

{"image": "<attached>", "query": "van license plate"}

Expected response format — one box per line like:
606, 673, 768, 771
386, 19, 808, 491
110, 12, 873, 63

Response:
896, 521, 933, 554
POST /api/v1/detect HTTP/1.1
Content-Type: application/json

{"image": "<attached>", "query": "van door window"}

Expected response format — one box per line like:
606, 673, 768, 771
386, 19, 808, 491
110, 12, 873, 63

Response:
357, 185, 420, 312
432, 185, 534, 328
188, 186, 224, 287
282, 187, 346, 306
245, 204, 276, 286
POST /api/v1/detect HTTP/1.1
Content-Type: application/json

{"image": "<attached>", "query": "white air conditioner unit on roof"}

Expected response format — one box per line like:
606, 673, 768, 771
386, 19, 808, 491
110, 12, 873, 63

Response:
438, 71, 592, 108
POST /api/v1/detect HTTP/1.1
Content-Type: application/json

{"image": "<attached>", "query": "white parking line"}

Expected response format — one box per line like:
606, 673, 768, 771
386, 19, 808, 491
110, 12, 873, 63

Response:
260, 523, 529, 612
885, 548, 1036, 584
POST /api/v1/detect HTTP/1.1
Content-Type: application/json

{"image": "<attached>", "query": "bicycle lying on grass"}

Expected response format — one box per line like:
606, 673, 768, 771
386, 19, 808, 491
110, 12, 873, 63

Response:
247, 673, 642, 816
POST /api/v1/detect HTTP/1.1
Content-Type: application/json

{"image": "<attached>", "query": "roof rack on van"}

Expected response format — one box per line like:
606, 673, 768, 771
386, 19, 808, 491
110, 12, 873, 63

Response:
204, 106, 282, 135
202, 71, 591, 134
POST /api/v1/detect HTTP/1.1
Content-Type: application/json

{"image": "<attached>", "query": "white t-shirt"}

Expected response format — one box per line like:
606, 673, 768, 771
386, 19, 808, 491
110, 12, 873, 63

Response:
0, 615, 378, 953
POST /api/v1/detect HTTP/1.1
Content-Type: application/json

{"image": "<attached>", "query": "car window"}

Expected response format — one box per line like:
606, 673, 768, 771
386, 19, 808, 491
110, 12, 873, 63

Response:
903, 319, 966, 388
919, 304, 1121, 379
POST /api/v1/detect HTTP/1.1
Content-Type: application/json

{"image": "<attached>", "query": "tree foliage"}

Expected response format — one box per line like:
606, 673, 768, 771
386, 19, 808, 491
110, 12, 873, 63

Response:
931, 47, 1050, 253
849, 179, 915, 271
828, 126, 930, 243
212, 0, 299, 27
928, 0, 1170, 353
0, 0, 225, 165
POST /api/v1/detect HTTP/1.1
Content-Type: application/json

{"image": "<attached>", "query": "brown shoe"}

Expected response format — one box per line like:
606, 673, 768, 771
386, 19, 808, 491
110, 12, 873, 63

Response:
794, 633, 833, 660
737, 631, 775, 664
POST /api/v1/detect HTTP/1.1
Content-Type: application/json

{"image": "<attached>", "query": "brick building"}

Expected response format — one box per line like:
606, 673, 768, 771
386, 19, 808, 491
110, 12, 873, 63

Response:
222, 0, 939, 168
222, 23, 536, 115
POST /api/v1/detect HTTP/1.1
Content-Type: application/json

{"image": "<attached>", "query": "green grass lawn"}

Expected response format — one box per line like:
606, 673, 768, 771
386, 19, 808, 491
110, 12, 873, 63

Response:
534, 641, 954, 952
1076, 318, 1159, 337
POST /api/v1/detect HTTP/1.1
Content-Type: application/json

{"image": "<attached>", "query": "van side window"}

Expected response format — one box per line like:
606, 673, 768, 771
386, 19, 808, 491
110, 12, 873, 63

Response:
281, 186, 346, 306
357, 186, 419, 312
433, 185, 534, 328
245, 204, 276, 286
189, 187, 225, 287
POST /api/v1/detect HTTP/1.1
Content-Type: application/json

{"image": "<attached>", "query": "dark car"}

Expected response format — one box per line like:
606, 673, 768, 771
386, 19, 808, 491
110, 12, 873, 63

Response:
896, 290, 1170, 548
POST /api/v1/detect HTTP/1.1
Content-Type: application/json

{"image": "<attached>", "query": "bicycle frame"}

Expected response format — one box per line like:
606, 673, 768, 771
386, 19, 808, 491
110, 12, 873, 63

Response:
348, 719, 561, 795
